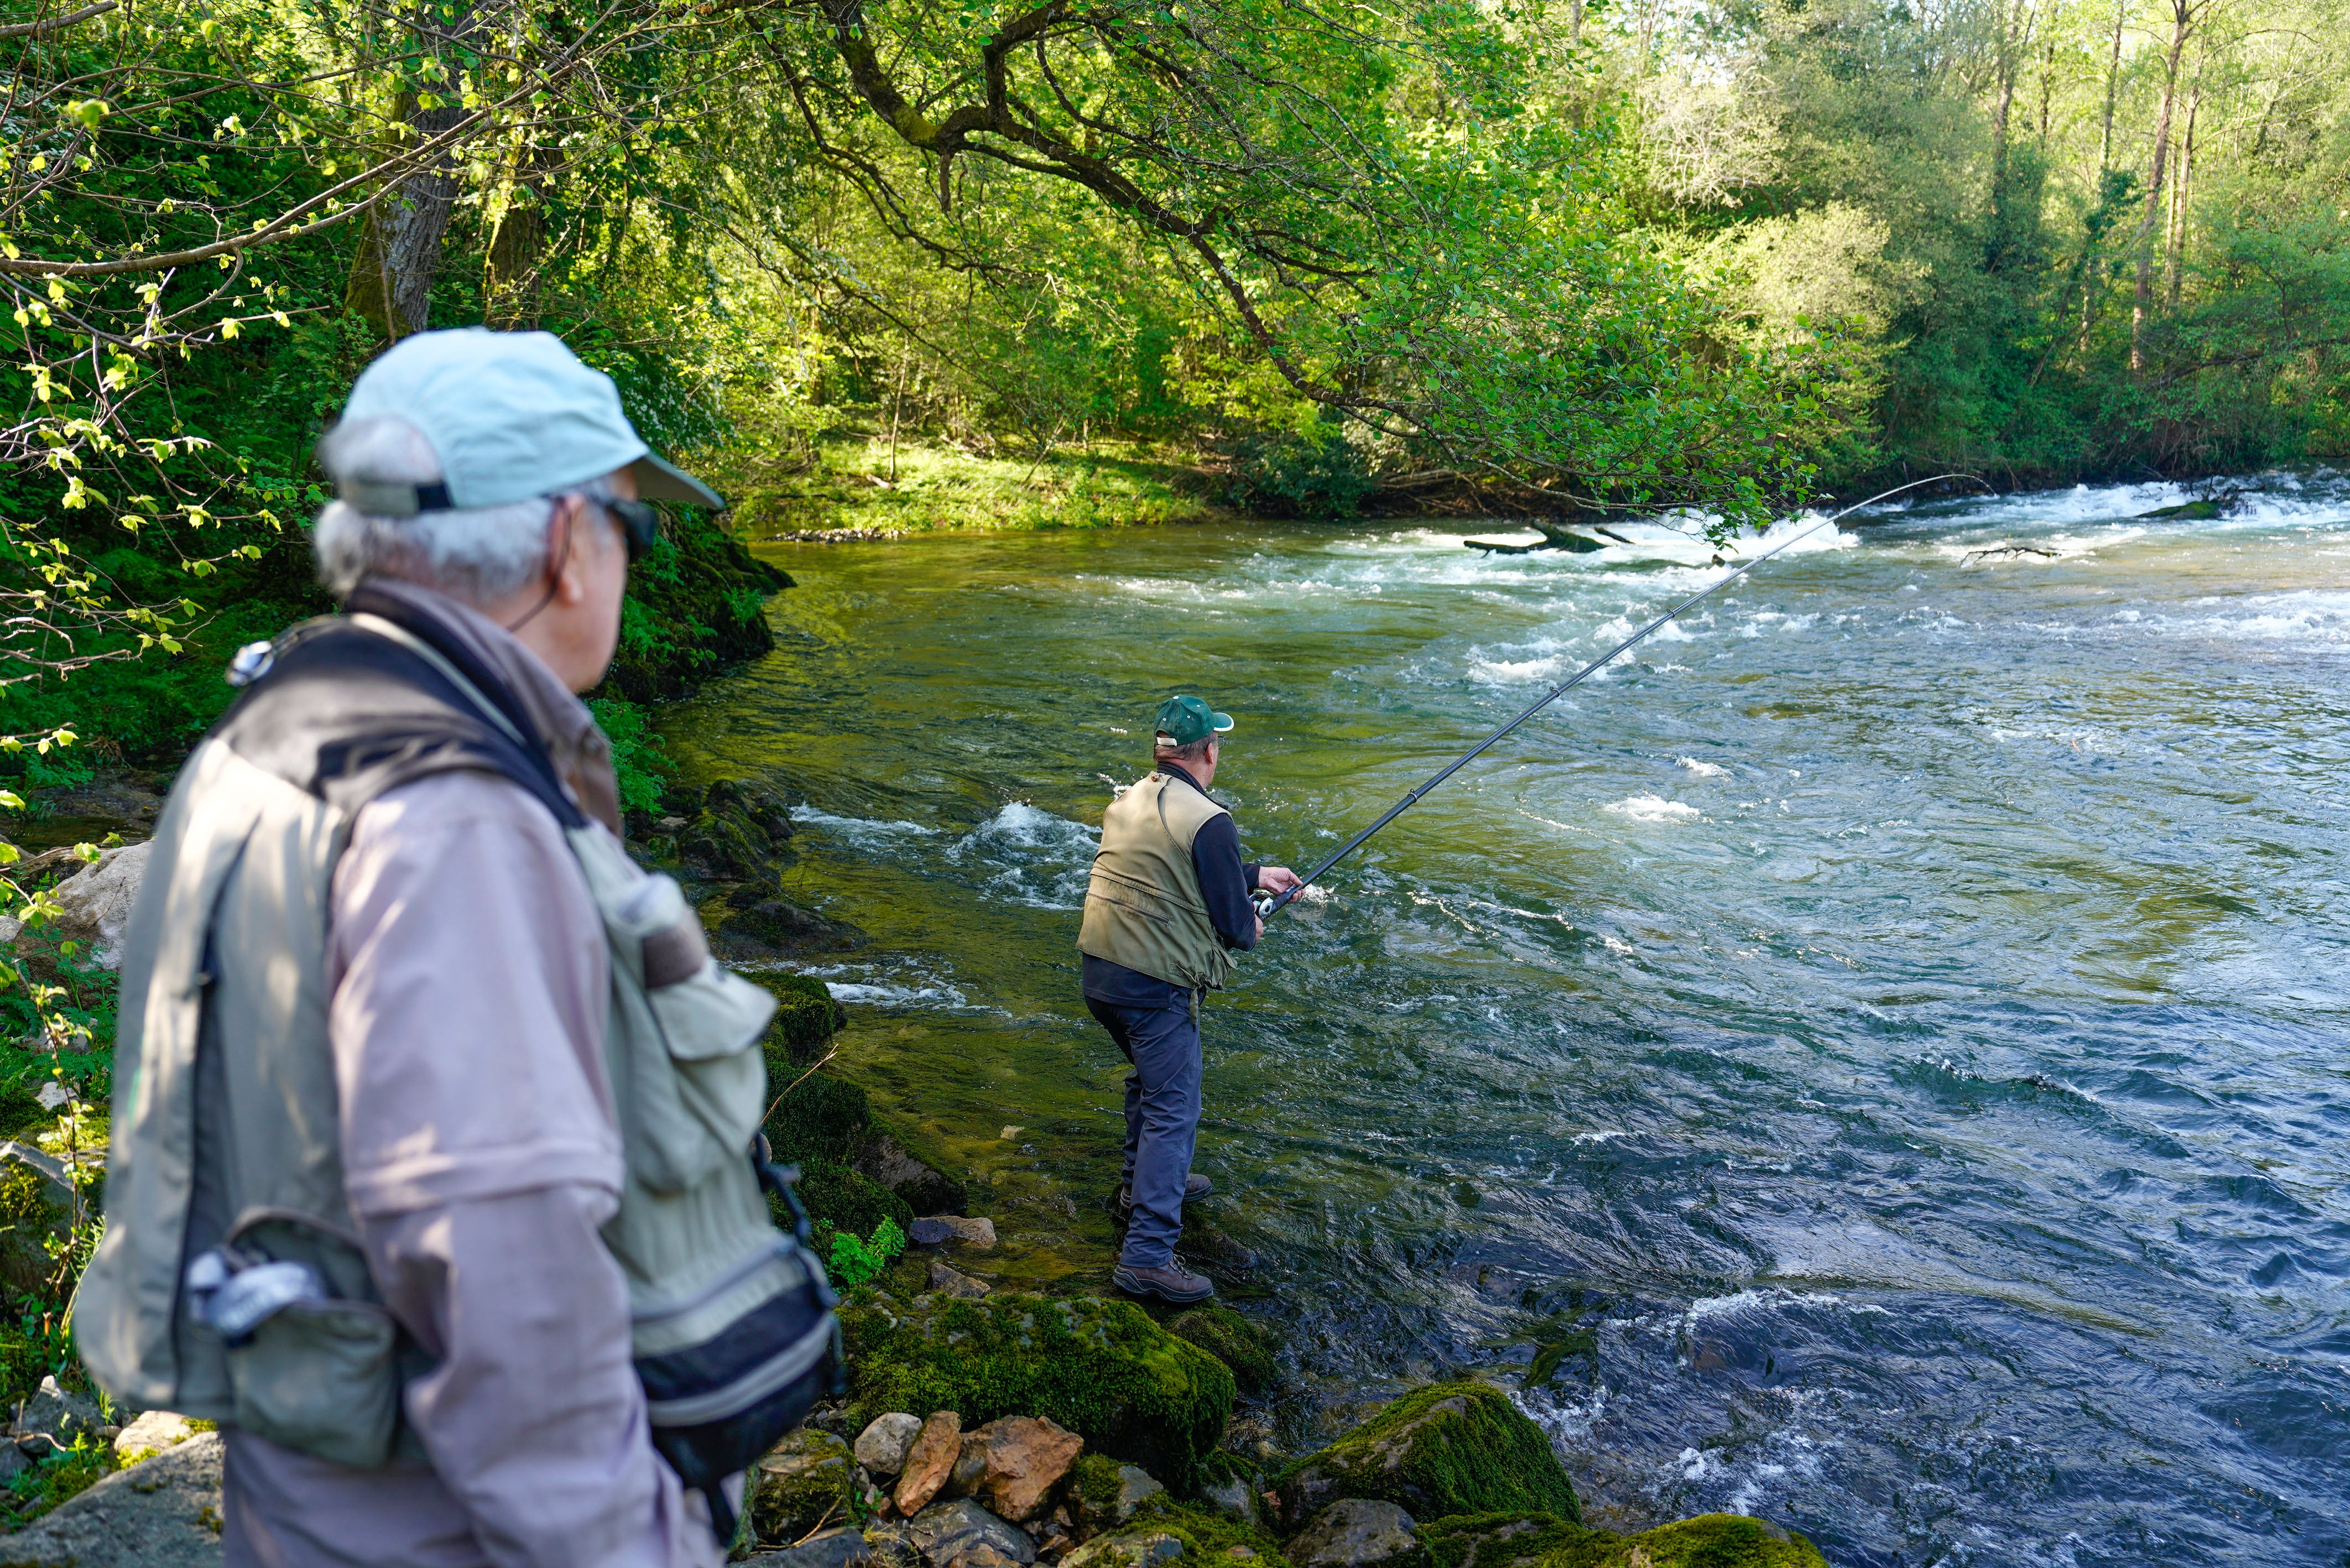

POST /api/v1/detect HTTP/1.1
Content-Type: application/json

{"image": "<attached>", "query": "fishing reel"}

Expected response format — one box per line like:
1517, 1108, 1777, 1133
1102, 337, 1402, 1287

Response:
1252, 887, 1300, 919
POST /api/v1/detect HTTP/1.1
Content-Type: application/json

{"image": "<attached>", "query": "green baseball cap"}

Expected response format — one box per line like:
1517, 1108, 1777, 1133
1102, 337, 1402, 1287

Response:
1155, 694, 1234, 746
329, 327, 724, 515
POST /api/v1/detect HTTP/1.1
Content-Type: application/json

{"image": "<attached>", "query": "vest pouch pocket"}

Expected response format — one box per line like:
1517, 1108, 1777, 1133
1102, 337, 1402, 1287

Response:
630, 961, 776, 1190
225, 1297, 400, 1469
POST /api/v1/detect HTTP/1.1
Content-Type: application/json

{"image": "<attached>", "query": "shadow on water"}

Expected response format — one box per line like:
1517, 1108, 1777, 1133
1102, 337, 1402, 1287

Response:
663, 477, 2350, 1568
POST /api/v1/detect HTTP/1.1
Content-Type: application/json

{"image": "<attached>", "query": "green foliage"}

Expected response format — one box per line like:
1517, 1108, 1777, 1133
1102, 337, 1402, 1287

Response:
0, 1432, 112, 1529
841, 1293, 1237, 1492
1278, 1377, 1581, 1525
1166, 1306, 1280, 1393
828, 1215, 908, 1288
584, 697, 673, 815
1226, 430, 1379, 521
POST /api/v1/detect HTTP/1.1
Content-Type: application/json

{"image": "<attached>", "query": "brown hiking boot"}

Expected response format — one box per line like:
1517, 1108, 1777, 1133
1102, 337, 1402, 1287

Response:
1112, 1260, 1216, 1303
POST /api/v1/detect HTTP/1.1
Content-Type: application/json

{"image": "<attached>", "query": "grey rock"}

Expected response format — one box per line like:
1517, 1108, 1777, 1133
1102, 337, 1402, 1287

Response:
928, 1259, 991, 1299
18, 1375, 103, 1445
114, 1409, 195, 1461
39, 841, 151, 970
1200, 1472, 1256, 1524
1061, 1531, 1184, 1568
852, 1132, 967, 1216
1073, 1464, 1164, 1534
908, 1498, 1037, 1567
1288, 1499, 1423, 1568
908, 1216, 997, 1250
854, 1412, 925, 1477
0, 1429, 223, 1566
744, 1527, 876, 1568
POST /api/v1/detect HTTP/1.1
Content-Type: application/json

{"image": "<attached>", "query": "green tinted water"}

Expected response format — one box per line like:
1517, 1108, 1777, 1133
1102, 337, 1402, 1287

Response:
662, 481, 2350, 1566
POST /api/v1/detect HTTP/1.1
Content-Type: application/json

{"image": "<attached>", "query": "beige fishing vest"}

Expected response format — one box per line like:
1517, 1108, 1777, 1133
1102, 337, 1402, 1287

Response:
72, 612, 806, 1468
1076, 770, 1237, 993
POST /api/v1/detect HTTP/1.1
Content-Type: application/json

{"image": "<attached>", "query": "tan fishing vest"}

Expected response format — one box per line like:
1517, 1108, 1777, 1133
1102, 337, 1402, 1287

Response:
1076, 770, 1237, 993
73, 611, 825, 1477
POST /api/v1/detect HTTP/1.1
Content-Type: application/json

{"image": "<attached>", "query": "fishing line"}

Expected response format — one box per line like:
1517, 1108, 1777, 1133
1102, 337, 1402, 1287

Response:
1254, 475, 1979, 919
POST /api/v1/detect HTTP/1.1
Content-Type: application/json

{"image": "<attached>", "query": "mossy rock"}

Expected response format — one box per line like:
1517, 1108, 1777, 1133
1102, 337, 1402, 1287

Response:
1540, 1515, 1826, 1568
1167, 1306, 1278, 1393
1276, 1379, 1578, 1528
746, 1428, 858, 1546
1423, 1512, 1597, 1568
788, 1158, 913, 1242
0, 1163, 64, 1299
1127, 1492, 1294, 1567
766, 1070, 873, 1167
762, 972, 851, 1065
853, 1116, 968, 1216
842, 1293, 1236, 1493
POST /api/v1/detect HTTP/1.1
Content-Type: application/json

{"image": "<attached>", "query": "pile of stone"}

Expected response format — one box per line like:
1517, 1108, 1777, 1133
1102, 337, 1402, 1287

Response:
745, 1407, 1174, 1568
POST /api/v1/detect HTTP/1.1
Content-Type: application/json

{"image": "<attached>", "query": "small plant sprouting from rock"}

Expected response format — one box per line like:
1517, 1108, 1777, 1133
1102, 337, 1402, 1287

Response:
830, 1216, 909, 1287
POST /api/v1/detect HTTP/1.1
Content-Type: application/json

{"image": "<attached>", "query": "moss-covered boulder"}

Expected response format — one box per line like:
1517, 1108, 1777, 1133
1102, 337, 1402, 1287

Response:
843, 1293, 1236, 1493
1540, 1515, 1826, 1567
762, 971, 851, 1064
1166, 1306, 1278, 1393
1127, 1493, 1296, 1566
1275, 1380, 1578, 1529
764, 1063, 966, 1219
1422, 1512, 1595, 1568
746, 1428, 858, 1545
792, 1159, 913, 1245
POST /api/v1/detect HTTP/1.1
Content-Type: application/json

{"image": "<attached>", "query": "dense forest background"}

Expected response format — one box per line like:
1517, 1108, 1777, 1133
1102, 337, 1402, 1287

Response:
0, 0, 2345, 770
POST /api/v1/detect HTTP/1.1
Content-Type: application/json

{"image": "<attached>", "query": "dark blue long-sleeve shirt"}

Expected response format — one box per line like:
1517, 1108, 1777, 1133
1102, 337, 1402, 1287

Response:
1081, 761, 1260, 1007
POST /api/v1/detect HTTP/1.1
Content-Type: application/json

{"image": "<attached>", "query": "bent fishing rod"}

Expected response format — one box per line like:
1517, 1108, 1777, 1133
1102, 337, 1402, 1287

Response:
1253, 475, 1977, 920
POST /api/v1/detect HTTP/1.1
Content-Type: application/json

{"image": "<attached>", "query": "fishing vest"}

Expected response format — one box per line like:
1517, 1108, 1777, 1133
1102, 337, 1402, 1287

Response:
72, 601, 837, 1529
1076, 770, 1237, 993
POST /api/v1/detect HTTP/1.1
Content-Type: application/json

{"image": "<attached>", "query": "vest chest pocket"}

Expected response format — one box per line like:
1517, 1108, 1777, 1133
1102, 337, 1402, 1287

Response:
581, 842, 779, 1194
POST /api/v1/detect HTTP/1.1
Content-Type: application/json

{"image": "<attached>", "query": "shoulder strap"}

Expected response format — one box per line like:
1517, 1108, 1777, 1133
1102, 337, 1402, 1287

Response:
212, 616, 585, 830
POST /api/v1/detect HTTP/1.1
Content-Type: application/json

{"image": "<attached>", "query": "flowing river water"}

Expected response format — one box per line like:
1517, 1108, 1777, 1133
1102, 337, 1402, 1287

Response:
661, 478, 2350, 1567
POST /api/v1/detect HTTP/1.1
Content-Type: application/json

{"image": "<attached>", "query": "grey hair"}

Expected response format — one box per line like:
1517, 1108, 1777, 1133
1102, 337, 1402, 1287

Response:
312, 415, 558, 601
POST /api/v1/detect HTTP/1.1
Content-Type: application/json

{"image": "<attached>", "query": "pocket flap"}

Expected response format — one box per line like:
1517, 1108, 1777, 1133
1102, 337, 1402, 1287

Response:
649, 962, 778, 1062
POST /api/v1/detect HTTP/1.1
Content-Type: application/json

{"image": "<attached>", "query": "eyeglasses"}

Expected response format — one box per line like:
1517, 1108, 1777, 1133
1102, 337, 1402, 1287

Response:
557, 488, 662, 564
599, 494, 662, 564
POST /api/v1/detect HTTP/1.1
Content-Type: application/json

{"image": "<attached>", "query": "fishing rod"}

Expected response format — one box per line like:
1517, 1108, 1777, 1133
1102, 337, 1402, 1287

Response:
1253, 475, 1978, 920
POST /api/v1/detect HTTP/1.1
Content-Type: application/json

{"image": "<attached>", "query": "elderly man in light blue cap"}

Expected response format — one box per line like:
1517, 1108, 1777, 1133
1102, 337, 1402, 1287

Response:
75, 330, 826, 1568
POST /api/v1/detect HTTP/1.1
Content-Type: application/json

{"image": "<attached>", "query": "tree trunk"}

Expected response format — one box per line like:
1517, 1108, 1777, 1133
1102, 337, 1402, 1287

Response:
2096, 0, 2128, 175
344, 91, 466, 340
484, 133, 561, 329
2164, 62, 2202, 311
2129, 0, 2192, 374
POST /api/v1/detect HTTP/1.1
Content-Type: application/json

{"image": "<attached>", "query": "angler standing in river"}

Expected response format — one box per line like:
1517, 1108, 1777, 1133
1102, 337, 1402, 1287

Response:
1078, 695, 1301, 1303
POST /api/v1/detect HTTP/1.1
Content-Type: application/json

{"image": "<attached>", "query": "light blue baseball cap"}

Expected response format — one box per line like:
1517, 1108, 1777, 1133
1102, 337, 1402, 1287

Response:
329, 328, 723, 515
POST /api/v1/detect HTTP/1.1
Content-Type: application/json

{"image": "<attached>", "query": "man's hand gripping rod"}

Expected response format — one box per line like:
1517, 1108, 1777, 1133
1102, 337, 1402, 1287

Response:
1252, 477, 1976, 920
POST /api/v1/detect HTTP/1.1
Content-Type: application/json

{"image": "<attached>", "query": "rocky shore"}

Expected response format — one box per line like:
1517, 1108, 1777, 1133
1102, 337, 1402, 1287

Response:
0, 779, 1829, 1565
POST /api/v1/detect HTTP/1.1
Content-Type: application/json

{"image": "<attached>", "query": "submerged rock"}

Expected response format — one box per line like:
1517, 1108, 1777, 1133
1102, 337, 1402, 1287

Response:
0, 1430, 222, 1566
1275, 1379, 1578, 1528
909, 1215, 997, 1249
749, 1428, 860, 1545
843, 1294, 1234, 1493
857, 1412, 926, 1477
1288, 1498, 1424, 1568
929, 1260, 992, 1299
723, 897, 867, 956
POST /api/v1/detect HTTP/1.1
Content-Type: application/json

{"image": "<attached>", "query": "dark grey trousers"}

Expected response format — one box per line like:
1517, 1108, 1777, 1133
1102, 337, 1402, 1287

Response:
1085, 994, 1202, 1270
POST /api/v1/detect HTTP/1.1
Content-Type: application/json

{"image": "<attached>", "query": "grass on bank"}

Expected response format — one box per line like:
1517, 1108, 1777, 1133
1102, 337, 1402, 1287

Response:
716, 435, 1230, 537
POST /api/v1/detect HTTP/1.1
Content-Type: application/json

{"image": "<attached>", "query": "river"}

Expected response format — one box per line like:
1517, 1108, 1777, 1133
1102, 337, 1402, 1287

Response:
661, 477, 2350, 1567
